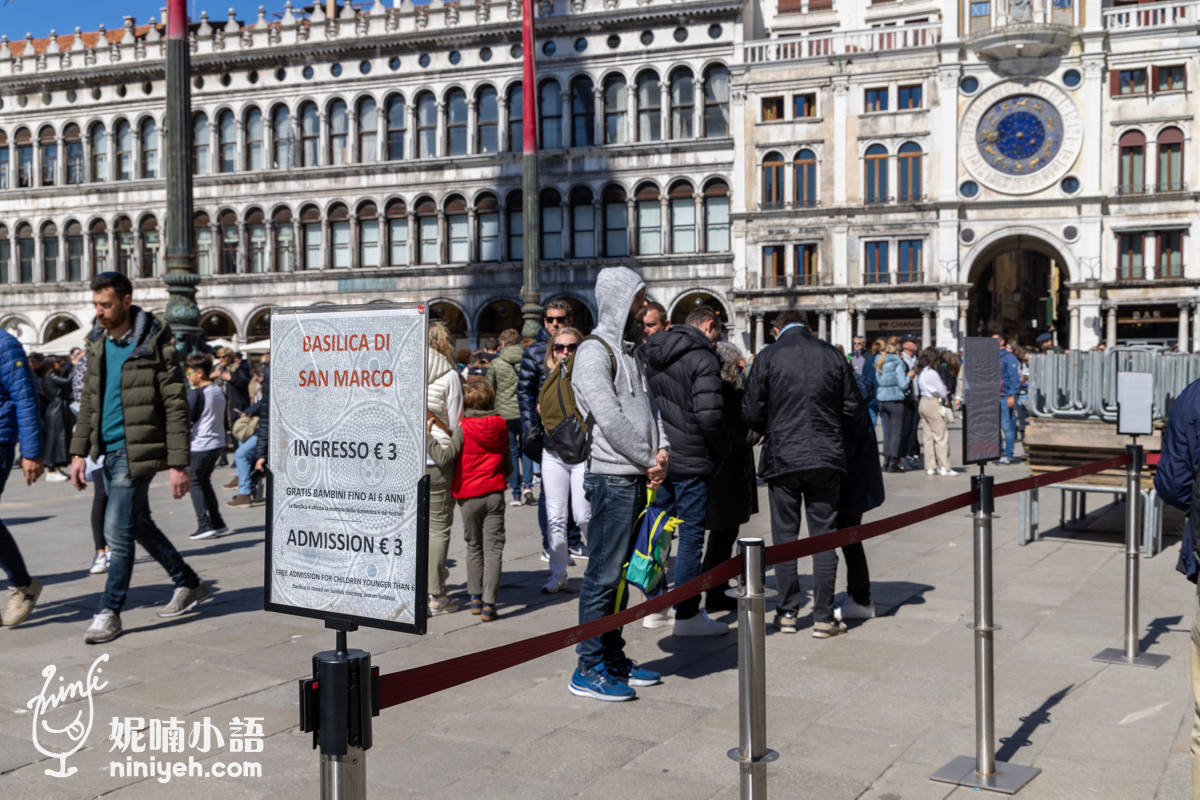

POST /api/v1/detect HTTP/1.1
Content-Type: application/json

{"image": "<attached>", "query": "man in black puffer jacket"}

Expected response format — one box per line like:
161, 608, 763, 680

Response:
645, 305, 730, 637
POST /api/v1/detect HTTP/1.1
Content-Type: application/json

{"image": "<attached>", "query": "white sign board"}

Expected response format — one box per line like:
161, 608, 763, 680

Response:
1117, 371, 1154, 437
264, 303, 428, 633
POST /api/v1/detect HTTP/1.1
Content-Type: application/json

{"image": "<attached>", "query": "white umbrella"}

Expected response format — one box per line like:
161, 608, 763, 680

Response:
242, 338, 271, 354
40, 328, 89, 355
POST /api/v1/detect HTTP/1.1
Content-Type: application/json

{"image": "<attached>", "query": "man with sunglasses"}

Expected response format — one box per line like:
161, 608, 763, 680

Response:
518, 298, 586, 559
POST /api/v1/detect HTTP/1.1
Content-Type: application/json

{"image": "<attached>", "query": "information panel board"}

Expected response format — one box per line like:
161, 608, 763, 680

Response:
1117, 371, 1154, 437
264, 303, 428, 633
962, 337, 1001, 465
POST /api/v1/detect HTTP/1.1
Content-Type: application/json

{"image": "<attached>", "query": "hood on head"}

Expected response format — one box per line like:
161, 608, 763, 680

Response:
500, 344, 524, 365
644, 325, 712, 370
592, 266, 645, 342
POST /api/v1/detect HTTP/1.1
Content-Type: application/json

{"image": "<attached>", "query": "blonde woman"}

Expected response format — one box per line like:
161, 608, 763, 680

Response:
874, 342, 911, 472
538, 327, 590, 594
426, 320, 464, 614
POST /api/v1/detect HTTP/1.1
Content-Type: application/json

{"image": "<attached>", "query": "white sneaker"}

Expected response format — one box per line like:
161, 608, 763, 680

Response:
642, 607, 676, 629
672, 609, 730, 637
540, 550, 574, 566
89, 552, 109, 574
84, 610, 122, 644
939, 467, 960, 477
541, 576, 568, 594
926, 468, 937, 476
45, 471, 68, 482
510, 497, 523, 507
833, 597, 876, 621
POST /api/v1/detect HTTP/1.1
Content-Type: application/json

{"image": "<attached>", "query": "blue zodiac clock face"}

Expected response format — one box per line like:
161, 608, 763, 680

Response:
975, 95, 1063, 176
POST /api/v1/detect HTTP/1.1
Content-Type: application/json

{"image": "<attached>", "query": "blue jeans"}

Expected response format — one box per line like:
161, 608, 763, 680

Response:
654, 476, 709, 620
506, 419, 534, 497
235, 434, 258, 495
1000, 400, 1017, 459
0, 443, 31, 589
99, 450, 199, 614
577, 473, 646, 672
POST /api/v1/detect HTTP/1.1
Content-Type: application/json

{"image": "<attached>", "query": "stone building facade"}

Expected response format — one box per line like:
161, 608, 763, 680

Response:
1, 0, 1198, 354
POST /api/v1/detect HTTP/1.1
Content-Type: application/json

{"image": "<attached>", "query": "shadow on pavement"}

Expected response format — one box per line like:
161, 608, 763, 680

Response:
995, 684, 1073, 763
1141, 615, 1186, 652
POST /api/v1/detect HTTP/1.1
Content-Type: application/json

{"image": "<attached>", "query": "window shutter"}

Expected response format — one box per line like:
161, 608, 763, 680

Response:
1151, 66, 1159, 93
1110, 69, 1120, 96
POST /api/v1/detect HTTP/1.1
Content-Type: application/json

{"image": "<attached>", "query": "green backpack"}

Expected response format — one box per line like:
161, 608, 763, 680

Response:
537, 335, 616, 465
624, 489, 682, 595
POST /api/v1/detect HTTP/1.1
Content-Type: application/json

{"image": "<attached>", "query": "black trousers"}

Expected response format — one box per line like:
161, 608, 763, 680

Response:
188, 447, 226, 531
880, 401, 907, 460
768, 469, 841, 622
836, 512, 871, 607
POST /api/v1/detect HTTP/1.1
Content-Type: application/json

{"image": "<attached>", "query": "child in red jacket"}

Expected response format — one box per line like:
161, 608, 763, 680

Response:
427, 380, 513, 621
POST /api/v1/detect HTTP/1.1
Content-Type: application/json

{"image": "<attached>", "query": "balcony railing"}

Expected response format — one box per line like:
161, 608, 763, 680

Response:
863, 271, 889, 286
1104, 0, 1200, 31
743, 22, 941, 65
1154, 182, 1188, 193
760, 274, 789, 289
1118, 183, 1147, 196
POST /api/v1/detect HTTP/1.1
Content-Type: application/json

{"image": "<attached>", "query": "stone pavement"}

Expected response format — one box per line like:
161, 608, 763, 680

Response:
0, 447, 1195, 800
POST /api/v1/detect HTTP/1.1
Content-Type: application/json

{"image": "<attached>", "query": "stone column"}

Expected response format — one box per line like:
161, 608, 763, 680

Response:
236, 221, 247, 273
561, 199, 572, 260
235, 118, 246, 172
817, 312, 828, 341
1069, 303, 1081, 351
317, 111, 329, 167
593, 85, 604, 146
348, 108, 358, 165
658, 81, 669, 142
498, 204, 509, 262
920, 306, 933, 349
958, 304, 968, 347
265, 221, 275, 273
498, 95, 509, 154
435, 101, 446, 158
407, 103, 417, 161
437, 210, 447, 265
131, 229, 142, 278
1106, 304, 1118, 348
59, 230, 69, 281
466, 98, 477, 155
695, 76, 706, 139
109, 130, 119, 182
754, 314, 764, 354
626, 198, 636, 255
592, 198, 603, 258
626, 83, 637, 144
695, 192, 706, 254
377, 103, 387, 162
210, 223, 221, 273
1179, 302, 1191, 351
856, 309, 867, 339
54, 136, 65, 186
348, 216, 358, 269
1193, 302, 1200, 353
561, 89, 573, 148
659, 196, 670, 255
467, 208, 478, 263
407, 212, 417, 267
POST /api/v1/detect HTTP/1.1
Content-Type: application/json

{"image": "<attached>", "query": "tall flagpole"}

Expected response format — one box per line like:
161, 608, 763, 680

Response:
162, 0, 204, 357
519, 0, 542, 339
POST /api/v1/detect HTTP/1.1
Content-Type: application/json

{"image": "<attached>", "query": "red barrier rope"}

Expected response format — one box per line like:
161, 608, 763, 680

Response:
377, 453, 1134, 710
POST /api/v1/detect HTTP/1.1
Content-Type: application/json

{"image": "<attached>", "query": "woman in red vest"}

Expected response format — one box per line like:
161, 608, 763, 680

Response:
427, 379, 513, 622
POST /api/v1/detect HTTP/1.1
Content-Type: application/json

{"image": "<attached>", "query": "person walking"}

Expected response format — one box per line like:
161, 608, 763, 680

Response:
184, 353, 229, 540
875, 342, 912, 473
915, 348, 957, 477
644, 305, 731, 637
41, 356, 75, 481
424, 320, 464, 615
743, 308, 861, 638
69, 272, 211, 644
487, 328, 535, 507
427, 381, 513, 622
538, 327, 591, 595
999, 335, 1020, 465
0, 328, 45, 627
700, 341, 758, 614
569, 266, 668, 702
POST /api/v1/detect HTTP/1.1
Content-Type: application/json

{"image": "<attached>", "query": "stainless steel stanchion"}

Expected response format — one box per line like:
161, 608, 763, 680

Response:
932, 473, 1041, 794
726, 538, 778, 799
1093, 443, 1169, 669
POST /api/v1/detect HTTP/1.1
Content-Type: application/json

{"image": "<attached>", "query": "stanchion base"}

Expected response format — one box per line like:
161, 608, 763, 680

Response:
930, 756, 1041, 794
1092, 647, 1170, 669
726, 748, 779, 764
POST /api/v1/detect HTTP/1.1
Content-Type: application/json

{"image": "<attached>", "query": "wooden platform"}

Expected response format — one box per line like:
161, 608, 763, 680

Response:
1023, 418, 1159, 489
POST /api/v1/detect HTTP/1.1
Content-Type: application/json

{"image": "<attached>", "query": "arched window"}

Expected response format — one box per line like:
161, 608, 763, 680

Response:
416, 198, 438, 264
507, 84, 523, 153
570, 187, 595, 258
1119, 130, 1146, 194
39, 126, 57, 186
246, 208, 266, 273
386, 200, 408, 265
636, 183, 661, 255
602, 185, 628, 257
898, 142, 922, 202
1157, 127, 1184, 192
194, 212, 212, 275
865, 144, 888, 204
328, 100, 349, 166
447, 89, 468, 156
704, 179, 730, 252
477, 193, 499, 262
507, 190, 523, 259
65, 220, 83, 281
446, 195, 468, 262
358, 202, 379, 267
219, 210, 238, 273
477, 87, 499, 154
416, 92, 436, 158
540, 189, 563, 260
91, 219, 109, 274
140, 119, 158, 179
763, 152, 784, 209
795, 149, 817, 207
16, 223, 33, 282
637, 72, 661, 142
89, 125, 106, 183
274, 207, 295, 272
540, 81, 563, 149
193, 114, 210, 175
140, 215, 160, 277
300, 102, 319, 166
41, 222, 58, 282
704, 65, 730, 138
246, 107, 264, 170
216, 111, 235, 172
301, 205, 321, 269
273, 106, 294, 168
64, 124, 83, 185
572, 77, 595, 147
386, 95, 406, 160
15, 128, 32, 187
603, 75, 627, 145
329, 203, 350, 268
669, 181, 695, 254
358, 98, 377, 163
669, 68, 695, 140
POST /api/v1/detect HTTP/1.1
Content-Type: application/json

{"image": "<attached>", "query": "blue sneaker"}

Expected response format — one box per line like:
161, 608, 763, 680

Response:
607, 657, 661, 687
568, 663, 636, 702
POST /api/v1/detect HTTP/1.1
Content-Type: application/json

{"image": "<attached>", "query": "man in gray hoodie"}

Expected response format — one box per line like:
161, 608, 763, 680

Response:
569, 266, 670, 702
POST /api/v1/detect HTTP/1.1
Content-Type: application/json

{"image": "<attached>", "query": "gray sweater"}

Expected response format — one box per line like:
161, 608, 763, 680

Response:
574, 266, 669, 476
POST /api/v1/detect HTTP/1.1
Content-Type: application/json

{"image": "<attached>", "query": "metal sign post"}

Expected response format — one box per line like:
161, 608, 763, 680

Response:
932, 473, 1041, 794
726, 539, 777, 799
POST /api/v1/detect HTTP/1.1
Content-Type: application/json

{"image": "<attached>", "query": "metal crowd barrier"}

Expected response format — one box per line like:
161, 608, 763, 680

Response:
1029, 348, 1200, 421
